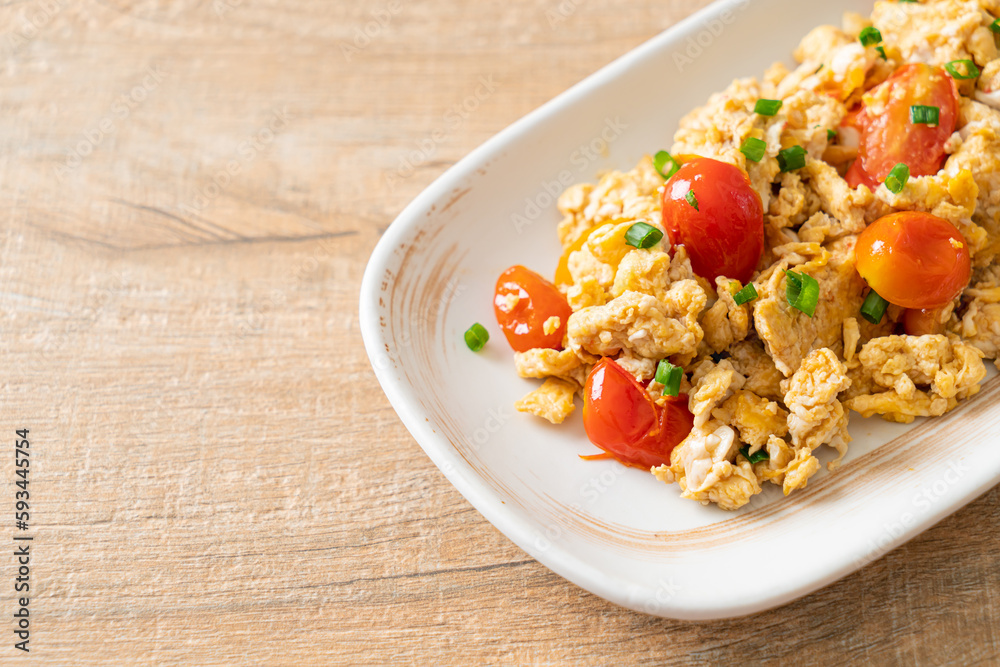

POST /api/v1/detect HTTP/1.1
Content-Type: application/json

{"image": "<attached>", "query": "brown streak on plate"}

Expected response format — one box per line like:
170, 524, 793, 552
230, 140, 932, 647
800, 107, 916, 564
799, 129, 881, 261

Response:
384, 200, 529, 510
440, 188, 472, 214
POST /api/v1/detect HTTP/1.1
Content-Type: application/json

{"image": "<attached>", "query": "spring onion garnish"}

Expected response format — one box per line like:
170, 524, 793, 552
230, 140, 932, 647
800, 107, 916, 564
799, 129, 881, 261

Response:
778, 145, 807, 173
754, 99, 783, 116
876, 45, 887, 59
884, 162, 910, 194
739, 445, 770, 465
861, 290, 890, 324
740, 137, 767, 162
910, 105, 940, 125
827, 129, 837, 141
733, 283, 759, 306
859, 26, 882, 46
991, 18, 1000, 34
624, 222, 664, 249
653, 150, 681, 180
785, 270, 820, 317
655, 359, 683, 398
464, 323, 489, 351
945, 59, 980, 80
685, 189, 699, 210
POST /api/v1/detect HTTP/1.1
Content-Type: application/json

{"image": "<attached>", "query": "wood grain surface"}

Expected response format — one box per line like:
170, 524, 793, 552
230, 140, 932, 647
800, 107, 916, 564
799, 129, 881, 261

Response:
1, 0, 998, 664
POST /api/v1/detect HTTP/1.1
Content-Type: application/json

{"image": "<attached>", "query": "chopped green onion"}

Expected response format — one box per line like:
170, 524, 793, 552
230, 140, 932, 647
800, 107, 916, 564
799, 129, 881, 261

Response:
464, 323, 489, 351
945, 59, 980, 80
991, 18, 1000, 34
624, 222, 664, 249
733, 283, 759, 306
827, 129, 837, 141
754, 99, 783, 116
876, 45, 887, 59
685, 189, 699, 210
653, 150, 681, 179
859, 26, 882, 46
861, 290, 890, 324
739, 445, 770, 465
778, 145, 807, 173
785, 270, 820, 317
655, 360, 683, 397
740, 137, 767, 162
910, 105, 940, 125
884, 163, 910, 194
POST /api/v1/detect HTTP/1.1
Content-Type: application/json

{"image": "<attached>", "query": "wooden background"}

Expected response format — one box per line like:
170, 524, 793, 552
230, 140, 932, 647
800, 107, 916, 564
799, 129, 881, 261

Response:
0, 0, 998, 664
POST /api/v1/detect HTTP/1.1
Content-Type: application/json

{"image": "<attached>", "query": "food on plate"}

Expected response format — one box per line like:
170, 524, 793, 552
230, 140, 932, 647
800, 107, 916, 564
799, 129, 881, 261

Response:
494, 265, 572, 352
494, 0, 998, 510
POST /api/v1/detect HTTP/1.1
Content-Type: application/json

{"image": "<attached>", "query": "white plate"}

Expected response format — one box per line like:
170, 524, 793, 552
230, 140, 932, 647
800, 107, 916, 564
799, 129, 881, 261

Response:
359, 0, 1000, 619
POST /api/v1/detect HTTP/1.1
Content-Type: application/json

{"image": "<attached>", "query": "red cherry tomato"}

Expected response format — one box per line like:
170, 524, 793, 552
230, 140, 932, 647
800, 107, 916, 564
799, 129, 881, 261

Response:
661, 158, 764, 284
582, 358, 694, 470
846, 64, 958, 189
856, 212, 971, 310
494, 265, 572, 353
903, 307, 947, 336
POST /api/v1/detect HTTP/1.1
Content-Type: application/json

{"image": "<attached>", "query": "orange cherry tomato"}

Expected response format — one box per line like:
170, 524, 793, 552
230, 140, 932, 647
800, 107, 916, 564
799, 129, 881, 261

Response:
555, 224, 602, 288
582, 358, 694, 470
903, 307, 947, 336
846, 64, 958, 189
856, 212, 971, 310
494, 265, 572, 352
661, 158, 764, 284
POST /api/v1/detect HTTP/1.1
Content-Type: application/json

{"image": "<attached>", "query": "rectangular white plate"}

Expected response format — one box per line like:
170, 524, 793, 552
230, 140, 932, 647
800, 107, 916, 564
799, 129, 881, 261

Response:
359, 0, 1000, 619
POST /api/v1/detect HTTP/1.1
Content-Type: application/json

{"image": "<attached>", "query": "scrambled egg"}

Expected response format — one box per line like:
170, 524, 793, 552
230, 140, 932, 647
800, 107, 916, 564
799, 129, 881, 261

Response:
510, 0, 1000, 509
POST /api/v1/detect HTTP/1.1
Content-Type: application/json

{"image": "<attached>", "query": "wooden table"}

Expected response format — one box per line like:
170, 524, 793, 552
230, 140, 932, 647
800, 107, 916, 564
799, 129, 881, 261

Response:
2, 0, 998, 663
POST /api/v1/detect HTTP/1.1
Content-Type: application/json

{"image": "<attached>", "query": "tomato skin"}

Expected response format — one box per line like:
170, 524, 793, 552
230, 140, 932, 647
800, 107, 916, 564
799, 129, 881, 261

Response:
903, 307, 947, 336
856, 212, 971, 310
845, 157, 880, 191
582, 358, 694, 470
494, 266, 572, 353
847, 64, 958, 188
661, 158, 764, 284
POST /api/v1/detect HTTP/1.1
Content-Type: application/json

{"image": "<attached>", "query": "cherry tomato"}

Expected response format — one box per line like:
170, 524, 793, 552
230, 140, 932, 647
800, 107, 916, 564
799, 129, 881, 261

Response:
846, 64, 958, 189
661, 158, 764, 284
494, 265, 572, 352
903, 307, 947, 336
855, 212, 971, 310
582, 358, 694, 470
